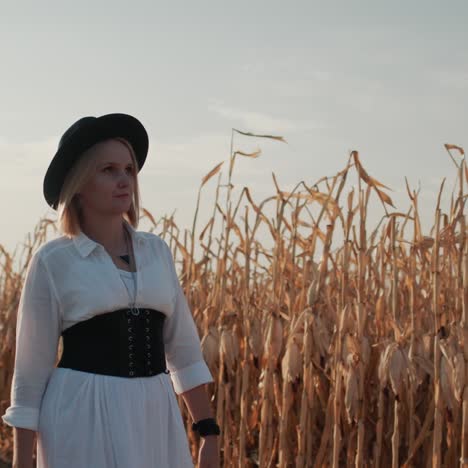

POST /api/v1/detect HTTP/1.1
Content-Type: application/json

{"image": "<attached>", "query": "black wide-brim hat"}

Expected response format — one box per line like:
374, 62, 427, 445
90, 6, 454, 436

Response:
43, 112, 149, 210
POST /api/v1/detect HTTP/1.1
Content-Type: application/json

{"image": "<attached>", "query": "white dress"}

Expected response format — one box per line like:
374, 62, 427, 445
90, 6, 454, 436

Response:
2, 221, 214, 468
36, 270, 194, 468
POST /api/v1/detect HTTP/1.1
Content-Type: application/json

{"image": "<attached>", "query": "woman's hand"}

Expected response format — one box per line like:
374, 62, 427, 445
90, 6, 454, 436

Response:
198, 435, 220, 467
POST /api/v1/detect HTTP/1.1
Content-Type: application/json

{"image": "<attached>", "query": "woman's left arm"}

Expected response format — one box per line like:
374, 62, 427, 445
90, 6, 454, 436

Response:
180, 383, 213, 423
181, 384, 220, 468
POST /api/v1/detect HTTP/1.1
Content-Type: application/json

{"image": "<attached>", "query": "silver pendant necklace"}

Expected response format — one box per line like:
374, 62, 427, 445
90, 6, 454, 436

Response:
121, 227, 139, 316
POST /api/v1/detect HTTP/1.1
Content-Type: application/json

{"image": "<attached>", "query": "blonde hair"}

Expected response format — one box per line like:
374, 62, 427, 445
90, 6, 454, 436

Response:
56, 137, 142, 238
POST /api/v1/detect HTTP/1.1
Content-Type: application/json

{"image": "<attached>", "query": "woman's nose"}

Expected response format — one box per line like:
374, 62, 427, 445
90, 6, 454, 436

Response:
117, 172, 132, 186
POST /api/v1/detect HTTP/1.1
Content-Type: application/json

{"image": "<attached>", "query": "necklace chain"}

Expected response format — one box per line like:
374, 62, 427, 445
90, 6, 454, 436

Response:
121, 227, 137, 312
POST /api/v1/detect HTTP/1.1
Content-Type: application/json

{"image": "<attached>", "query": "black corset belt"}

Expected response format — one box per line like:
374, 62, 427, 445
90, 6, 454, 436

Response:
57, 307, 170, 378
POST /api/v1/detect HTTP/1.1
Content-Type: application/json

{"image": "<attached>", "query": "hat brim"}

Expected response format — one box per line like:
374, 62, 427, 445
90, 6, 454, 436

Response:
44, 113, 149, 210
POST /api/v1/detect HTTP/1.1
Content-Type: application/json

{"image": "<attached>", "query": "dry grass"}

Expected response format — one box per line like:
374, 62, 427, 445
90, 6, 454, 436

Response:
0, 135, 467, 467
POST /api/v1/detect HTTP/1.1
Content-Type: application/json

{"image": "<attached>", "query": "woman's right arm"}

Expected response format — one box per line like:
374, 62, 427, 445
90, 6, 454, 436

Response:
12, 427, 36, 468
1, 250, 62, 467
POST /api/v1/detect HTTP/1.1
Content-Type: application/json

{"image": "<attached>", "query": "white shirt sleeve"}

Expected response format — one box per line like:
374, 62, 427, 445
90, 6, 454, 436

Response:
160, 240, 214, 394
1, 251, 62, 431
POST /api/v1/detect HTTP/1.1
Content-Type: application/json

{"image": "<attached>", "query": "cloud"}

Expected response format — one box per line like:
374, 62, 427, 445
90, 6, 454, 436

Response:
430, 70, 468, 90
146, 133, 269, 180
0, 135, 58, 168
239, 62, 331, 83
207, 100, 327, 134
148, 134, 227, 171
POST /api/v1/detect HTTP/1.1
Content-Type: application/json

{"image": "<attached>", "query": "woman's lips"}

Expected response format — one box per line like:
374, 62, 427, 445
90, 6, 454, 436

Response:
115, 194, 129, 198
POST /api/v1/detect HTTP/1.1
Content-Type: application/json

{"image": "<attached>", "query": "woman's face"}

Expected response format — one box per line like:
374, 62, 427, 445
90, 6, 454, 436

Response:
76, 139, 136, 216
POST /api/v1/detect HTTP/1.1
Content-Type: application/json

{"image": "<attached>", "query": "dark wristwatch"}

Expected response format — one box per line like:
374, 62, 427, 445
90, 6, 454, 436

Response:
192, 417, 220, 437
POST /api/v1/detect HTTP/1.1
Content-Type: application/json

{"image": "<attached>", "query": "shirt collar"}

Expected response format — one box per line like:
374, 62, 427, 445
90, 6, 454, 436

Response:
72, 219, 146, 258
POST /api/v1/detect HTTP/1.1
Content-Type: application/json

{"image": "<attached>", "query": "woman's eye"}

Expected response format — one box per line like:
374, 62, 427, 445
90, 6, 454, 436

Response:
103, 167, 133, 173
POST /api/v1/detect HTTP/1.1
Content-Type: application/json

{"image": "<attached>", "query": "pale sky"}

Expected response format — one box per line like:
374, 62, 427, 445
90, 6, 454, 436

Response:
1, 1, 467, 267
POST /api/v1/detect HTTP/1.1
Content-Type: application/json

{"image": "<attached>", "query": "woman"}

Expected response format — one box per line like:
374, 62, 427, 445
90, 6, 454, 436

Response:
2, 113, 220, 468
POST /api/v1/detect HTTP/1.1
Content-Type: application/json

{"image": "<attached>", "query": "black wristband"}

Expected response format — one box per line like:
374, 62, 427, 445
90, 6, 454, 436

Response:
192, 417, 220, 437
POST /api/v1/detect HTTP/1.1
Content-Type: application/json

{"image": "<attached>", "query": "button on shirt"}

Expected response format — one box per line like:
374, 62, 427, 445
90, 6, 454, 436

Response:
2, 221, 214, 431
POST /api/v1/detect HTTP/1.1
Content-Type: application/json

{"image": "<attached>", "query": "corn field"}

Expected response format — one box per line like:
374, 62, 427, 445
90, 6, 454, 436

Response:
1, 133, 468, 467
